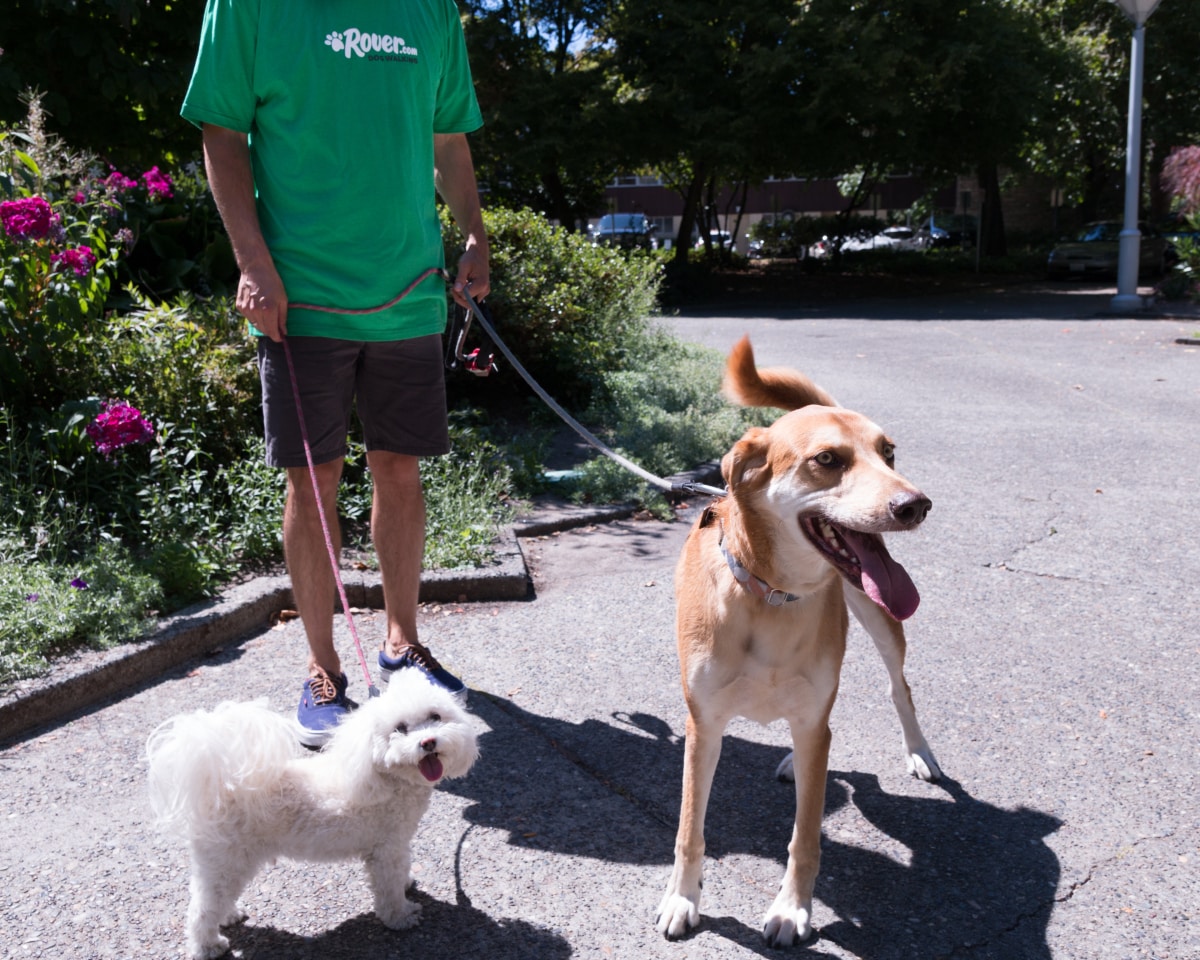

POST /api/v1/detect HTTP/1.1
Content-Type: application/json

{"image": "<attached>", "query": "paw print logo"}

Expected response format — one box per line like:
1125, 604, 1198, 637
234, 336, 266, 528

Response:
325, 31, 344, 53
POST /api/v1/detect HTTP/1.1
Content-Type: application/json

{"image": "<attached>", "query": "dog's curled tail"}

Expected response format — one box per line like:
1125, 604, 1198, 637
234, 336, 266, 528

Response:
146, 700, 300, 840
722, 335, 838, 411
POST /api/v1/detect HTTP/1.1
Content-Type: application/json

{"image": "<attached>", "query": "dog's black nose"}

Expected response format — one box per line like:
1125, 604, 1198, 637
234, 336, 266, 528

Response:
890, 492, 931, 526
421, 737, 437, 753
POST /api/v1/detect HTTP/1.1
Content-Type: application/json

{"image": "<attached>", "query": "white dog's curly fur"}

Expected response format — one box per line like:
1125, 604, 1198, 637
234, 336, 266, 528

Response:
146, 669, 479, 959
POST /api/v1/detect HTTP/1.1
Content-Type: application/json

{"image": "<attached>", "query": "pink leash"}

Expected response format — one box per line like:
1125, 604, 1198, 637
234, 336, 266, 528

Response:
278, 265, 451, 699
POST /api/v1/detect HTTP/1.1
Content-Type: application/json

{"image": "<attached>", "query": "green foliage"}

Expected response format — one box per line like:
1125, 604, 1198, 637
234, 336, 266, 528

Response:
0, 543, 162, 685
444, 205, 662, 407
422, 423, 515, 570
569, 331, 773, 511
0, 0, 204, 168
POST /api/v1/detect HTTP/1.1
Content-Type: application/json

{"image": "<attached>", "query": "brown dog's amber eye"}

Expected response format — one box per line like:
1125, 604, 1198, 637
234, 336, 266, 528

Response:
882, 443, 895, 462
814, 451, 840, 468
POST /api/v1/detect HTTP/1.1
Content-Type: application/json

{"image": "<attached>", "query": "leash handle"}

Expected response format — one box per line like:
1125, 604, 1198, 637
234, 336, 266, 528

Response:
280, 336, 379, 698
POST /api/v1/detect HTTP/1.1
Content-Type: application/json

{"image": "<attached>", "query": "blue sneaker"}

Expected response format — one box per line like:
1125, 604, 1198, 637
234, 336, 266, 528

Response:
378, 643, 467, 703
296, 672, 356, 747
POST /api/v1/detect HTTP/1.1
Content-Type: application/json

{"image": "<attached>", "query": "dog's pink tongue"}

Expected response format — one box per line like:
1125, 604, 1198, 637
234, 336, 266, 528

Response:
840, 529, 920, 621
419, 755, 443, 782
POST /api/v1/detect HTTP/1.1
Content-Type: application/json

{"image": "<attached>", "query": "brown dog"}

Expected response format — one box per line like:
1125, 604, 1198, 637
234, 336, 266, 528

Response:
656, 336, 937, 946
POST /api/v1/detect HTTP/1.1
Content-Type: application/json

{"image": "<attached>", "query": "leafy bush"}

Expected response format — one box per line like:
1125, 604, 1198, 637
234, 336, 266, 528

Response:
0, 543, 162, 685
442, 205, 663, 408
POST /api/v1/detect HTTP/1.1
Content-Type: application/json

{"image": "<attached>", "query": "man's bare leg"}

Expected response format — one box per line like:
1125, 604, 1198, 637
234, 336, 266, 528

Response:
366, 451, 424, 656
284, 459, 344, 678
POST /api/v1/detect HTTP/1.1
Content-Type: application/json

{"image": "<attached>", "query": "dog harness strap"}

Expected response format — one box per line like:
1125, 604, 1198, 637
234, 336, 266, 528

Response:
717, 524, 800, 606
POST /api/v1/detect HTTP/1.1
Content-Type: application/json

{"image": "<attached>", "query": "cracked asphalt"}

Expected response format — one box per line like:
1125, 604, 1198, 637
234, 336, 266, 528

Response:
2, 283, 1197, 959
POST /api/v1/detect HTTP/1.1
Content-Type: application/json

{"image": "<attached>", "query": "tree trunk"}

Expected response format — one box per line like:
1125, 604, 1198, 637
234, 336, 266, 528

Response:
977, 162, 1007, 258
673, 164, 708, 263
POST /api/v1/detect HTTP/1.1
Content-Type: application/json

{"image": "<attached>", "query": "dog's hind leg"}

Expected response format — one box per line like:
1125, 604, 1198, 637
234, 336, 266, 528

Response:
656, 711, 725, 940
185, 846, 256, 960
845, 587, 941, 781
762, 719, 831, 947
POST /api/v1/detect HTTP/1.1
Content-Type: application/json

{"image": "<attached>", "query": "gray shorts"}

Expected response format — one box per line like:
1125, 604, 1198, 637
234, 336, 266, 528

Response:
257, 334, 449, 468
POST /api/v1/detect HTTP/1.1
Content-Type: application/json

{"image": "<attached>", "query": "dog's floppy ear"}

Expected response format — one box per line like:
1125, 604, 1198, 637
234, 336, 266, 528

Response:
722, 427, 771, 493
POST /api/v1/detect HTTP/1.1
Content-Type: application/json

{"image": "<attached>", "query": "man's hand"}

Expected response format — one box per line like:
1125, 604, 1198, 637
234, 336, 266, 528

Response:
451, 245, 490, 309
236, 259, 288, 341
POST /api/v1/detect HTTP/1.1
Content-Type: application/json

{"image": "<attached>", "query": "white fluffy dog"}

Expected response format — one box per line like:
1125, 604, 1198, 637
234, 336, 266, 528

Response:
146, 669, 479, 959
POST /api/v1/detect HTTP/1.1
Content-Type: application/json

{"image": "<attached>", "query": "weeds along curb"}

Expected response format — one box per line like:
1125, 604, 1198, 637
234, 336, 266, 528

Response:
0, 527, 529, 745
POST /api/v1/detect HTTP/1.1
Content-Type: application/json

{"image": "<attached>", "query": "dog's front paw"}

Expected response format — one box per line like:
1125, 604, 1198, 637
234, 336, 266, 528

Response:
655, 892, 700, 940
762, 895, 814, 948
376, 897, 422, 930
187, 931, 230, 960
220, 901, 249, 927
907, 746, 942, 782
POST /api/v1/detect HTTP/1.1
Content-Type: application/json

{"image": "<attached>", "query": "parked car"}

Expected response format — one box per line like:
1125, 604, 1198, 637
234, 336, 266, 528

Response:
1046, 221, 1169, 280
841, 225, 926, 252
918, 214, 977, 248
590, 213, 656, 250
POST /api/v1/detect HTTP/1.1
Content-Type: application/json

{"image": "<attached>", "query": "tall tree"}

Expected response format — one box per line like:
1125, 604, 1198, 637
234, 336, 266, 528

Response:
605, 0, 799, 259
0, 0, 202, 167
462, 0, 617, 230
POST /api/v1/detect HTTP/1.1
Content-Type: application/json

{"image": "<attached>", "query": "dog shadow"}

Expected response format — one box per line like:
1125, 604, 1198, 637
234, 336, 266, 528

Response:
220, 892, 570, 959
445, 695, 1062, 958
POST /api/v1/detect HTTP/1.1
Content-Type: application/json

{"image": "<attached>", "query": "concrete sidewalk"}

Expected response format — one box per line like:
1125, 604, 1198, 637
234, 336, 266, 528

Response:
2, 286, 1197, 959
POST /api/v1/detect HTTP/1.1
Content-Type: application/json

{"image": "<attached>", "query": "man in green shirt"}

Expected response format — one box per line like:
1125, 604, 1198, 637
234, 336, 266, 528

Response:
183, 0, 489, 745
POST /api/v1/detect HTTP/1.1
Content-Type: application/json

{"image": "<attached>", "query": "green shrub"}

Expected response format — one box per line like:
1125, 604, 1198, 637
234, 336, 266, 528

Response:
442, 205, 663, 408
0, 542, 162, 685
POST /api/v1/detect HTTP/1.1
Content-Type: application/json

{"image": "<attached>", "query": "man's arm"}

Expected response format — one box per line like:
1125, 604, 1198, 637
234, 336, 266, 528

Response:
434, 133, 490, 307
202, 123, 288, 341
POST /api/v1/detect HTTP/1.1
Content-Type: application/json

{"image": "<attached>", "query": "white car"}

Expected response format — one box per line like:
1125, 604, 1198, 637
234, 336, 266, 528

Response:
841, 225, 926, 252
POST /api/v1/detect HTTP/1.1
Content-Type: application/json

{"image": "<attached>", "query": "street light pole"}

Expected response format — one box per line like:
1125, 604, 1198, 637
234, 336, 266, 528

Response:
1111, 0, 1162, 313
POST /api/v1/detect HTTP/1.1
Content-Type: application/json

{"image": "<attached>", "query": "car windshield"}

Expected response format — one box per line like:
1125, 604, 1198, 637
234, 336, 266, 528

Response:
1076, 223, 1120, 242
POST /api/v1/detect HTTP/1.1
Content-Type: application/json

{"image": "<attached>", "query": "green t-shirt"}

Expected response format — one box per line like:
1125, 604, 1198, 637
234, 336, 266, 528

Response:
182, 0, 483, 340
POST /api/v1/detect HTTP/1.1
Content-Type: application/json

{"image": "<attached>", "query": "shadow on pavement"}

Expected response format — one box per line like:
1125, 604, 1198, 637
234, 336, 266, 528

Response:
218, 901, 570, 959
448, 695, 1062, 958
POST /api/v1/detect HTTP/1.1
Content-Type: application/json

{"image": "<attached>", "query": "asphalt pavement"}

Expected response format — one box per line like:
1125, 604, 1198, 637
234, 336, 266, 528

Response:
2, 282, 1198, 959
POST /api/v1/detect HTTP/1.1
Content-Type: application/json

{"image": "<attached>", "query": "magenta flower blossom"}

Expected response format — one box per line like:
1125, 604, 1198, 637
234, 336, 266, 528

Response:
0, 196, 56, 239
51, 245, 97, 277
70, 578, 89, 590
103, 169, 138, 192
72, 191, 87, 204
86, 401, 156, 459
141, 166, 174, 201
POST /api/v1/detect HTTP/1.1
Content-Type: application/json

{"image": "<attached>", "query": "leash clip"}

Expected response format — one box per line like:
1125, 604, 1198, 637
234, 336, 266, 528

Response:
445, 303, 498, 377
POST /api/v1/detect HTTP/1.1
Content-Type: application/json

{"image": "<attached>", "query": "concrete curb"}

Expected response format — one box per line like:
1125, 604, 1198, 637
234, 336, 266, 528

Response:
0, 460, 719, 746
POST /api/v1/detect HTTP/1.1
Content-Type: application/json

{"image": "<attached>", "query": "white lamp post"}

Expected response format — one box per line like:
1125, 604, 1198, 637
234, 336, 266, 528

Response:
1110, 0, 1163, 313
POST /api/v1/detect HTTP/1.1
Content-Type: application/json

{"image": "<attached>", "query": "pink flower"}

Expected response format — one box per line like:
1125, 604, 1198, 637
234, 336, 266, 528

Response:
141, 166, 174, 201
86, 401, 156, 459
0, 196, 56, 239
103, 169, 138, 193
72, 191, 87, 204
51, 245, 97, 277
